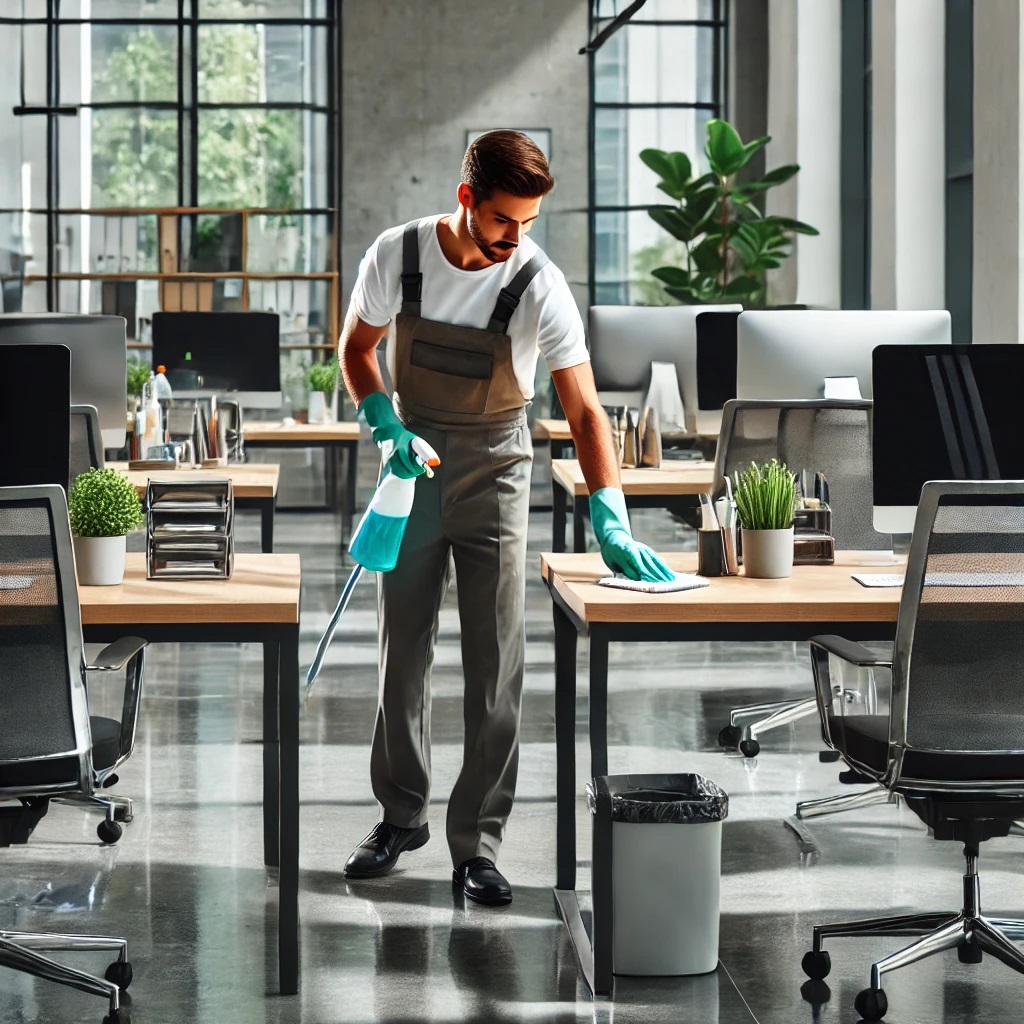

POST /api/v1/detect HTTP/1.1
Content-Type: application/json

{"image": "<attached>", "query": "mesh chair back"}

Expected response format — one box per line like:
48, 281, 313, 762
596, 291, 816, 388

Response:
892, 482, 1024, 764
69, 404, 104, 485
0, 486, 91, 791
714, 399, 888, 550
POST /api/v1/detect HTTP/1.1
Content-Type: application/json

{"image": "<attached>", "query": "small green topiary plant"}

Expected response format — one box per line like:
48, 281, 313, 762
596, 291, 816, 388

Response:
69, 468, 145, 538
126, 359, 152, 399
307, 359, 339, 394
732, 459, 796, 531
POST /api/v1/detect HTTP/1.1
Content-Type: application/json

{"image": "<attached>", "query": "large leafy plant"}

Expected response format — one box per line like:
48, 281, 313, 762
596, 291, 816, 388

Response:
642, 119, 819, 306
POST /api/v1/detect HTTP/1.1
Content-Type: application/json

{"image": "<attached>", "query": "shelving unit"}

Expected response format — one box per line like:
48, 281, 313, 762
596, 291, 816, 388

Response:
25, 206, 339, 353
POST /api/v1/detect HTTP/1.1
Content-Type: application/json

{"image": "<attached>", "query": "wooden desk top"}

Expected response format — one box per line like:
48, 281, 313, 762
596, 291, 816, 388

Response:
541, 551, 905, 625
110, 462, 280, 499
243, 420, 361, 442
79, 553, 300, 625
550, 458, 716, 498
533, 418, 573, 441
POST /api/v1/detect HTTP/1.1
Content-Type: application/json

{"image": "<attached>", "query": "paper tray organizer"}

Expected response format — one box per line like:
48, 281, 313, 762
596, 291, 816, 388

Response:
145, 479, 234, 580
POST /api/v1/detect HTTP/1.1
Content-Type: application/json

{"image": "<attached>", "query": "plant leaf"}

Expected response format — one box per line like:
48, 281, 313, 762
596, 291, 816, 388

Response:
651, 266, 690, 288
741, 163, 800, 192
647, 205, 695, 242
705, 119, 747, 177
768, 215, 820, 236
640, 148, 691, 192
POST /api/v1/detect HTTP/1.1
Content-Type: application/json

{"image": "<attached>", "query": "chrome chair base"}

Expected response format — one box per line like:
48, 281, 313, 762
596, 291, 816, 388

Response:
54, 792, 134, 825
796, 784, 897, 820
721, 697, 817, 758
0, 930, 129, 1014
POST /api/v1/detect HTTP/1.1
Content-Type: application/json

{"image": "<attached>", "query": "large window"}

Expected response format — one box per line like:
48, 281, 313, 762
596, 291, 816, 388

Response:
589, 0, 728, 305
0, 0, 338, 339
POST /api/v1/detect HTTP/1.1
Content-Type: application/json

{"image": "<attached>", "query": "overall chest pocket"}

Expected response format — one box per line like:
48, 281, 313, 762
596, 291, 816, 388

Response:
400, 338, 494, 413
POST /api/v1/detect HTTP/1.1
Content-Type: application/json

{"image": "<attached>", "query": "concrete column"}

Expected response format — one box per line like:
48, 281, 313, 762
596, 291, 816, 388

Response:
872, 0, 945, 310
764, 0, 842, 308
972, 1, 1022, 342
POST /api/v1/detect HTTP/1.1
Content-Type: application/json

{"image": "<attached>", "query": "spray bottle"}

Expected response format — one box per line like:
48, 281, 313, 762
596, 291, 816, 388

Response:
306, 435, 440, 688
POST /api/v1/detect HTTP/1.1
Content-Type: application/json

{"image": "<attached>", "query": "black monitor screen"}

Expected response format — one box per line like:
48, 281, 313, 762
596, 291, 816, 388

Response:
0, 345, 71, 490
873, 344, 1024, 507
152, 312, 280, 393
695, 311, 741, 410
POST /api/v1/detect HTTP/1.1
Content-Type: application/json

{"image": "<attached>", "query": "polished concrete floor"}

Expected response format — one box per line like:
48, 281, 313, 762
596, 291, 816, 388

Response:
2, 442, 1024, 1023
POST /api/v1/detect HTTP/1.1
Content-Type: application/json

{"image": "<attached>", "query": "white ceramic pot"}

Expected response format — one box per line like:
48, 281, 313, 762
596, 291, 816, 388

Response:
307, 390, 331, 424
741, 527, 794, 579
73, 535, 127, 587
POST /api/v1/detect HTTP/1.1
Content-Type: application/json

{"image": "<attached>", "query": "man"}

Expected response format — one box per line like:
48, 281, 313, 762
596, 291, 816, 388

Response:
339, 130, 673, 906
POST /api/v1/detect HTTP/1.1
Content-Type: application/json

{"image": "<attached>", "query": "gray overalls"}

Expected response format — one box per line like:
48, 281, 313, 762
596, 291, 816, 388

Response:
372, 219, 548, 866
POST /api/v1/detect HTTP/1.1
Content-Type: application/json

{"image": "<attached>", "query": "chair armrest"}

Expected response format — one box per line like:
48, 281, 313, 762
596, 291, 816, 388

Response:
85, 637, 148, 672
808, 635, 893, 668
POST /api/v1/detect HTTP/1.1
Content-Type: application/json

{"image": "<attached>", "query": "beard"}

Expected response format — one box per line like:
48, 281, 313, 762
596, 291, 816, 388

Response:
467, 209, 517, 264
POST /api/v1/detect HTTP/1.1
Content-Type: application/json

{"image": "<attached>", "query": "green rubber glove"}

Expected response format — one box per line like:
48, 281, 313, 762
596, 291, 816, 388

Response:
590, 487, 675, 582
358, 391, 427, 480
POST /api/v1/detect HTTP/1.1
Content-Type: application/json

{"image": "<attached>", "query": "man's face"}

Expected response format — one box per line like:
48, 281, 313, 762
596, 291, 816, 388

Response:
464, 189, 543, 264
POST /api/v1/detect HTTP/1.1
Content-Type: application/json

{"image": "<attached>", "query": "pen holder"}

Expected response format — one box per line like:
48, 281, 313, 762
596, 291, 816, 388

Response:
697, 528, 730, 577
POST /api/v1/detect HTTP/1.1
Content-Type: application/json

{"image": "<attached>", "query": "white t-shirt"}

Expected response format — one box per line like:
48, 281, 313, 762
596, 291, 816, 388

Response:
349, 214, 589, 400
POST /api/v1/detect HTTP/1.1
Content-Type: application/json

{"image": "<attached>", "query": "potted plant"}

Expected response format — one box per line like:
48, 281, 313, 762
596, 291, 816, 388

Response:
307, 359, 338, 424
69, 468, 145, 586
127, 358, 151, 401
641, 119, 819, 306
732, 459, 796, 579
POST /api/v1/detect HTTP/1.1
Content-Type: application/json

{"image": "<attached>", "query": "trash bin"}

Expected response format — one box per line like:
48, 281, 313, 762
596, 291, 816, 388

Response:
586, 773, 728, 977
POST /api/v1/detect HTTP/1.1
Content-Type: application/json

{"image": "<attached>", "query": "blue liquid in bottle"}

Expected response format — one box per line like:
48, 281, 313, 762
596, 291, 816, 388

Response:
349, 510, 409, 573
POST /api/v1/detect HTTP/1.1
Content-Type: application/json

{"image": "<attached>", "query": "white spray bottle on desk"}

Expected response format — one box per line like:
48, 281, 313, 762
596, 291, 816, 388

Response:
306, 436, 440, 688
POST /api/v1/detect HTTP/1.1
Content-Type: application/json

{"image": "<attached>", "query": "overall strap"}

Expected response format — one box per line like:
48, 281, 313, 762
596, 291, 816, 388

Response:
400, 221, 423, 317
486, 250, 550, 333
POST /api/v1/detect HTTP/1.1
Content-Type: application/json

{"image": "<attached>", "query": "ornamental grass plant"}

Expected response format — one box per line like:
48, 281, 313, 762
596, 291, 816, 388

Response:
69, 468, 145, 538
307, 359, 339, 394
732, 459, 796, 531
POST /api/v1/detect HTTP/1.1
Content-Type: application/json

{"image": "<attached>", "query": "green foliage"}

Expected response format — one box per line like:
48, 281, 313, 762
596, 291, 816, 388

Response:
732, 459, 797, 531
641, 118, 819, 306
126, 359, 151, 399
69, 468, 145, 538
307, 359, 339, 394
91, 26, 302, 209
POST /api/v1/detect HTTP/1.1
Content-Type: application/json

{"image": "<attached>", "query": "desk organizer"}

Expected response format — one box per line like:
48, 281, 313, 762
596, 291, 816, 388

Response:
145, 479, 234, 580
793, 503, 835, 565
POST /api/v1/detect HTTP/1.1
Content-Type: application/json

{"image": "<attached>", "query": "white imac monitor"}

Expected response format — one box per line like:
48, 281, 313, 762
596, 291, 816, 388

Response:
0, 313, 127, 447
736, 310, 952, 401
588, 304, 742, 435
872, 344, 1024, 533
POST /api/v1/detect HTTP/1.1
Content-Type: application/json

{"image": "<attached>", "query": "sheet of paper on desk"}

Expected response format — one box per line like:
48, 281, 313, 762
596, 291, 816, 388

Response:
598, 573, 710, 594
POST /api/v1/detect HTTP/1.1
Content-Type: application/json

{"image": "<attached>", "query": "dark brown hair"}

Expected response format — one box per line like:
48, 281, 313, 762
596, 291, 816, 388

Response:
461, 130, 554, 202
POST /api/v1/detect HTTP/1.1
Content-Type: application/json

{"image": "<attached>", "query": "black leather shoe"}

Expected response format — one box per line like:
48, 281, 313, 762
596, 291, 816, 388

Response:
344, 822, 430, 879
453, 857, 513, 906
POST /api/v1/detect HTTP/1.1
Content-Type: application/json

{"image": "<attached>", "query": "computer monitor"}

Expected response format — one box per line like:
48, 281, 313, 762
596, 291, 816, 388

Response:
588, 304, 742, 435
736, 310, 952, 401
0, 345, 71, 491
695, 310, 742, 412
152, 311, 281, 409
872, 343, 1024, 533
0, 314, 127, 448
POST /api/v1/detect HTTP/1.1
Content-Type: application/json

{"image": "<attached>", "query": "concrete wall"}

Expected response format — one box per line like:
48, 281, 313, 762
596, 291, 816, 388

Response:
341, 0, 589, 317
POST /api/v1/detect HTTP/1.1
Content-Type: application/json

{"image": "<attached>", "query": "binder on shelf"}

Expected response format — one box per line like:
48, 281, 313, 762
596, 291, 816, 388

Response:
146, 479, 234, 580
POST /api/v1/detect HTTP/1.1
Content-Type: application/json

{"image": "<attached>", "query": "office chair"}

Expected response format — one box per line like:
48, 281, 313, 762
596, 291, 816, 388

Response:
69, 404, 104, 485
800, 481, 1024, 1021
0, 485, 142, 1019
712, 399, 891, 757
0, 485, 145, 847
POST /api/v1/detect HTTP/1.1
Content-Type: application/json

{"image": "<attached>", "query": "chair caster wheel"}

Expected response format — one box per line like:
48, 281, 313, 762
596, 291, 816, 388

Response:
97, 820, 122, 845
854, 987, 888, 1020
102, 774, 119, 789
818, 750, 842, 763
958, 942, 983, 964
739, 739, 760, 758
105, 960, 133, 991
718, 725, 741, 749
801, 949, 831, 980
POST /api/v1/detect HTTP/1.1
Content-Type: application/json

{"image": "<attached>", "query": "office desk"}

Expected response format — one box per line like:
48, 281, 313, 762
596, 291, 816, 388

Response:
111, 462, 280, 554
550, 458, 716, 553
243, 420, 361, 516
541, 550, 902, 995
79, 553, 302, 995
533, 418, 574, 459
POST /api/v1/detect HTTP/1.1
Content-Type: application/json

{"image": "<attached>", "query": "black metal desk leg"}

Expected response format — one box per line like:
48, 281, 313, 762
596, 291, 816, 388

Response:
553, 601, 578, 891
345, 442, 358, 516
590, 629, 609, 778
552, 480, 566, 554
263, 640, 280, 867
278, 625, 300, 995
573, 502, 586, 553
261, 498, 275, 553
592, 796, 614, 995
